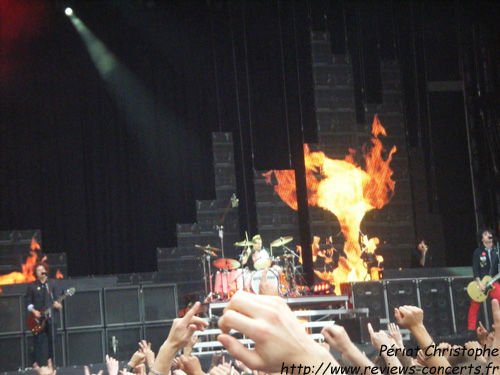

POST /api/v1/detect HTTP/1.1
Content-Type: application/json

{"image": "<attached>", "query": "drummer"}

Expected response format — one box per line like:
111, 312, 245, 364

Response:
241, 234, 270, 270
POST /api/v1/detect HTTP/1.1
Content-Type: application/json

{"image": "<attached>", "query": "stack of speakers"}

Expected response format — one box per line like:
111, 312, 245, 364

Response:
0, 283, 177, 371
342, 276, 487, 339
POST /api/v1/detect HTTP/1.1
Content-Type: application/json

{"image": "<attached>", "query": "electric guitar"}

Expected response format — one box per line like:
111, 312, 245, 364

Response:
467, 274, 500, 303
26, 287, 75, 334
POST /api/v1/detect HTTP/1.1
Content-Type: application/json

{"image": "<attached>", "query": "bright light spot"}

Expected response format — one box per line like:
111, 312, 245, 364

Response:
65, 8, 73, 16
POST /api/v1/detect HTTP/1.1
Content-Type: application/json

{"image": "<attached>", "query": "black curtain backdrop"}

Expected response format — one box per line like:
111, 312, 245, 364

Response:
1, 0, 499, 276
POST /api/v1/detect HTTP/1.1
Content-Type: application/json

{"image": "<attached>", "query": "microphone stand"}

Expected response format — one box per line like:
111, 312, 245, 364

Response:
48, 282, 57, 368
214, 194, 238, 300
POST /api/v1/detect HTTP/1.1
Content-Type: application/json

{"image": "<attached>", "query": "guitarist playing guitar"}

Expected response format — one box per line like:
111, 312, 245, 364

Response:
25, 262, 62, 367
468, 227, 500, 332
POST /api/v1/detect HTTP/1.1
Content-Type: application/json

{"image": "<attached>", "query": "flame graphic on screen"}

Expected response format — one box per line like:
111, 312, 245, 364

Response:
263, 115, 396, 293
0, 237, 64, 287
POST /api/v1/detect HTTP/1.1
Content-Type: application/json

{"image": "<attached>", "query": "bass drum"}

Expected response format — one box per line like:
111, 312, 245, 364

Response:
251, 268, 280, 294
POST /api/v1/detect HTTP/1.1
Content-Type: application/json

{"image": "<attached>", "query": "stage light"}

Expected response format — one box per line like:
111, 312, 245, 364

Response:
312, 282, 333, 295
65, 8, 73, 16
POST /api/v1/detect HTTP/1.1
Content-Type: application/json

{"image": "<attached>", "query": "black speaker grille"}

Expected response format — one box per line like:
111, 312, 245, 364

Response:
65, 290, 103, 329
0, 295, 23, 334
104, 287, 141, 325
0, 335, 24, 371
142, 284, 177, 323
418, 279, 453, 337
67, 330, 104, 366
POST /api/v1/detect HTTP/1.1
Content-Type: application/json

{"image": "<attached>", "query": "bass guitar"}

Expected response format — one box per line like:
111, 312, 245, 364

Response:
26, 287, 75, 334
467, 274, 500, 303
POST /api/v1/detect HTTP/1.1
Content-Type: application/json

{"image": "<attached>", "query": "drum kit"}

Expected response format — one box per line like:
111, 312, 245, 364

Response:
195, 236, 304, 301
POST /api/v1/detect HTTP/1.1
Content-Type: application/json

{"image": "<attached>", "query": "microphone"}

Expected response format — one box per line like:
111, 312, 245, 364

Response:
111, 336, 118, 355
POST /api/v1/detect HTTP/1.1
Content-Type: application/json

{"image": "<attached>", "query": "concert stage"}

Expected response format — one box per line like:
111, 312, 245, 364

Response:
0, 269, 482, 374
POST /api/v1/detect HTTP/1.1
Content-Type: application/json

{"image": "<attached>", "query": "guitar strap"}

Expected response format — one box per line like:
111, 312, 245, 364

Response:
44, 283, 50, 311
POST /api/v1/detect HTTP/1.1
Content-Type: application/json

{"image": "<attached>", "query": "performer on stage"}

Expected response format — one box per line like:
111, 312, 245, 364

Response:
468, 227, 500, 331
25, 262, 62, 366
410, 238, 432, 268
241, 234, 270, 270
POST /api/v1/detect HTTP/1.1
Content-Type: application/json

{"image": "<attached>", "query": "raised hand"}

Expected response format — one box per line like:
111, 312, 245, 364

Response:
152, 302, 208, 375
34, 359, 57, 375
258, 269, 280, 296
178, 354, 206, 375
127, 350, 145, 369
321, 325, 353, 353
394, 306, 424, 329
84, 365, 103, 375
166, 302, 208, 351
477, 321, 489, 346
183, 336, 199, 356
388, 323, 404, 348
218, 291, 334, 373
106, 355, 119, 375
138, 340, 155, 367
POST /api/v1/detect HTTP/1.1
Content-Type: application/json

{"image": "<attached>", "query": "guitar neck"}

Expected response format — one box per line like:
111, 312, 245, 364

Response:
42, 292, 68, 317
490, 273, 500, 285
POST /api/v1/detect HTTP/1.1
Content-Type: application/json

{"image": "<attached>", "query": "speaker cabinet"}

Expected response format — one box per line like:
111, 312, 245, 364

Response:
142, 284, 178, 323
451, 277, 487, 332
65, 290, 104, 329
418, 278, 453, 337
0, 335, 25, 371
106, 326, 143, 361
67, 329, 104, 366
25, 332, 65, 368
104, 286, 141, 326
144, 323, 172, 352
343, 281, 388, 321
385, 279, 419, 322
0, 294, 23, 334
336, 316, 380, 344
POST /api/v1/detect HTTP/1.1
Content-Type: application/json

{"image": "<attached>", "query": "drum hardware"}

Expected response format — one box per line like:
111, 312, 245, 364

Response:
212, 258, 241, 300
197, 247, 215, 301
279, 245, 302, 296
206, 194, 238, 302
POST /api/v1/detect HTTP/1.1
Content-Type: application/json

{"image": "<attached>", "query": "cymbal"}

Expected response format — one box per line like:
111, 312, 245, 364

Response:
279, 254, 293, 259
234, 239, 253, 247
195, 244, 221, 252
213, 258, 241, 270
200, 249, 218, 257
270, 236, 293, 247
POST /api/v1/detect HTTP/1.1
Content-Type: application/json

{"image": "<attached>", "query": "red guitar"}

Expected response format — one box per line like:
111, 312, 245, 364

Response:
26, 287, 75, 334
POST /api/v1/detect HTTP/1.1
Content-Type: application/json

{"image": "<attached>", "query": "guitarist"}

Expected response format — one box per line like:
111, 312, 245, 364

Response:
468, 227, 499, 331
25, 262, 62, 366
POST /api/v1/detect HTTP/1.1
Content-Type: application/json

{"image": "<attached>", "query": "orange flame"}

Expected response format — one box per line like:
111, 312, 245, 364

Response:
0, 249, 38, 285
265, 115, 396, 293
56, 270, 64, 279
31, 236, 41, 250
0, 236, 49, 286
